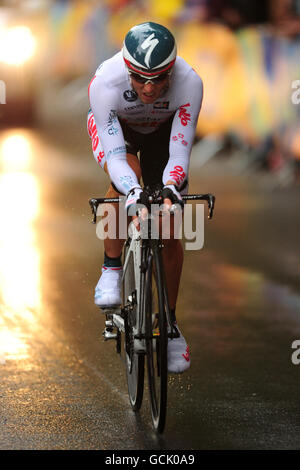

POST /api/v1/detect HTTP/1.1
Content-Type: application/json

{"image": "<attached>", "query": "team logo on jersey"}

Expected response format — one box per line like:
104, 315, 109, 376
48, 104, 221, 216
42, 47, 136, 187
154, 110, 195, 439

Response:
169, 165, 186, 185
123, 90, 138, 102
124, 104, 144, 111
179, 103, 191, 126
153, 101, 169, 109
107, 110, 119, 136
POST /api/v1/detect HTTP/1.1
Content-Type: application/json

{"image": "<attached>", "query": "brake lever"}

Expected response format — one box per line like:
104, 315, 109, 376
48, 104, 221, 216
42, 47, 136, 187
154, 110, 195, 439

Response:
89, 198, 99, 224
207, 194, 215, 219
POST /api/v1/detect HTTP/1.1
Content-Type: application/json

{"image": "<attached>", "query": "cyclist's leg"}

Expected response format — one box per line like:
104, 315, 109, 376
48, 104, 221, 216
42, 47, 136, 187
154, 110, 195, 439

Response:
159, 182, 188, 312
139, 121, 190, 373
92, 154, 141, 307
161, 230, 183, 311
138, 117, 184, 314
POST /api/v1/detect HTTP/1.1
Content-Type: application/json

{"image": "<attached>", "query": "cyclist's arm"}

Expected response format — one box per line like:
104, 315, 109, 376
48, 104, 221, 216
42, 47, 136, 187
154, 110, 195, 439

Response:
89, 75, 140, 194
163, 71, 203, 189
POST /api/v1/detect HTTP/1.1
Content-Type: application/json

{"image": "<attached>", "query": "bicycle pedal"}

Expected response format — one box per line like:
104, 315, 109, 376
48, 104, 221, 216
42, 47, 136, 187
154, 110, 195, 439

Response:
102, 327, 118, 341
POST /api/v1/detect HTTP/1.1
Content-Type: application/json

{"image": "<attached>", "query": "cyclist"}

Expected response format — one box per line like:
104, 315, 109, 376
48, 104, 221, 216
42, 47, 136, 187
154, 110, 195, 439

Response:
87, 22, 203, 373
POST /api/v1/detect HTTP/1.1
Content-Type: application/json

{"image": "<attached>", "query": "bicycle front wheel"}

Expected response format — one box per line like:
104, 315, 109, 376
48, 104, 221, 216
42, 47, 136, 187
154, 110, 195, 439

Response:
145, 245, 168, 433
123, 241, 144, 411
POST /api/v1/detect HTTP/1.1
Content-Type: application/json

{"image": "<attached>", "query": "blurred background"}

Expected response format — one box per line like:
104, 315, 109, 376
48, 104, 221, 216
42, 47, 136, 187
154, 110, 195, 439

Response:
1, 0, 300, 184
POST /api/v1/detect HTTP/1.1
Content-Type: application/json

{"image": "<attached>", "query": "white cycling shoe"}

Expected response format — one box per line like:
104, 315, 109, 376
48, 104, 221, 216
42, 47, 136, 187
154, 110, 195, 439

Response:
168, 324, 191, 374
94, 266, 122, 308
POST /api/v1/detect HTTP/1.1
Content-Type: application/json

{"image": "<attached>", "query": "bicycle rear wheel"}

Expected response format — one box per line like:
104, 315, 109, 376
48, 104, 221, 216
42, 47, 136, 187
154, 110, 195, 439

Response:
145, 245, 168, 433
123, 241, 144, 411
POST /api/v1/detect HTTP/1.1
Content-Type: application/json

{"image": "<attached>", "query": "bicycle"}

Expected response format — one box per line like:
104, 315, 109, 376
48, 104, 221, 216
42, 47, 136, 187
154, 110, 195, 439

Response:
89, 186, 215, 433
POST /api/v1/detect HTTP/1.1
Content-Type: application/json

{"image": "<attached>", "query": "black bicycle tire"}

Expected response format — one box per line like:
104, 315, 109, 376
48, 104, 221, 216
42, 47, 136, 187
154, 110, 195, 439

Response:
123, 241, 144, 411
145, 244, 168, 433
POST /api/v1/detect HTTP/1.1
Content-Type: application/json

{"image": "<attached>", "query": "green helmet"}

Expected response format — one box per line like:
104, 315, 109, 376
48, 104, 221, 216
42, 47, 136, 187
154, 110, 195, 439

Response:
122, 22, 177, 78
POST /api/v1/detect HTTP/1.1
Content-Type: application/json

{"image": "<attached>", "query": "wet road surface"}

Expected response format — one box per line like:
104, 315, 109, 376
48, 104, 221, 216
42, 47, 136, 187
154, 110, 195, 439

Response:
0, 124, 299, 450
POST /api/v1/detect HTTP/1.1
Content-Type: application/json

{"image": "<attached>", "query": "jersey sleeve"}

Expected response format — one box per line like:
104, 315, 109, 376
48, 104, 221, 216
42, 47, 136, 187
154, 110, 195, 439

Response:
163, 70, 203, 188
89, 75, 140, 194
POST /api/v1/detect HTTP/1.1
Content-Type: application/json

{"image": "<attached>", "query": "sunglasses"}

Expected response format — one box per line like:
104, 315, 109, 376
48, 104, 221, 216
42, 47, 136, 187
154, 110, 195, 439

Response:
129, 71, 170, 84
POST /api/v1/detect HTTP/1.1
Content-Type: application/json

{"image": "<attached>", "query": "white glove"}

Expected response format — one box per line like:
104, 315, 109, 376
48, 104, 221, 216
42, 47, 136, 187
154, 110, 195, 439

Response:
125, 186, 143, 214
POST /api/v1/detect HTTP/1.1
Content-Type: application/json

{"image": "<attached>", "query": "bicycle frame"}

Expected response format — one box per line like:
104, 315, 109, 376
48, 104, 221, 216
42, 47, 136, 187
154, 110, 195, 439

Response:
89, 190, 215, 432
122, 222, 146, 353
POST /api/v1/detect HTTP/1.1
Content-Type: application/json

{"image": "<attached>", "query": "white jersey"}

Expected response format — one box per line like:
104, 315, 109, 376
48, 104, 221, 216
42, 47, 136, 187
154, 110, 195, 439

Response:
88, 51, 203, 195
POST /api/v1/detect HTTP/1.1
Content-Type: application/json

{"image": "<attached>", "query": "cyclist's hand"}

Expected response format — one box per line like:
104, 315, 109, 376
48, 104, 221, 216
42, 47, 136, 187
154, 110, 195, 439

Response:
161, 184, 183, 211
125, 186, 148, 228
125, 186, 143, 213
